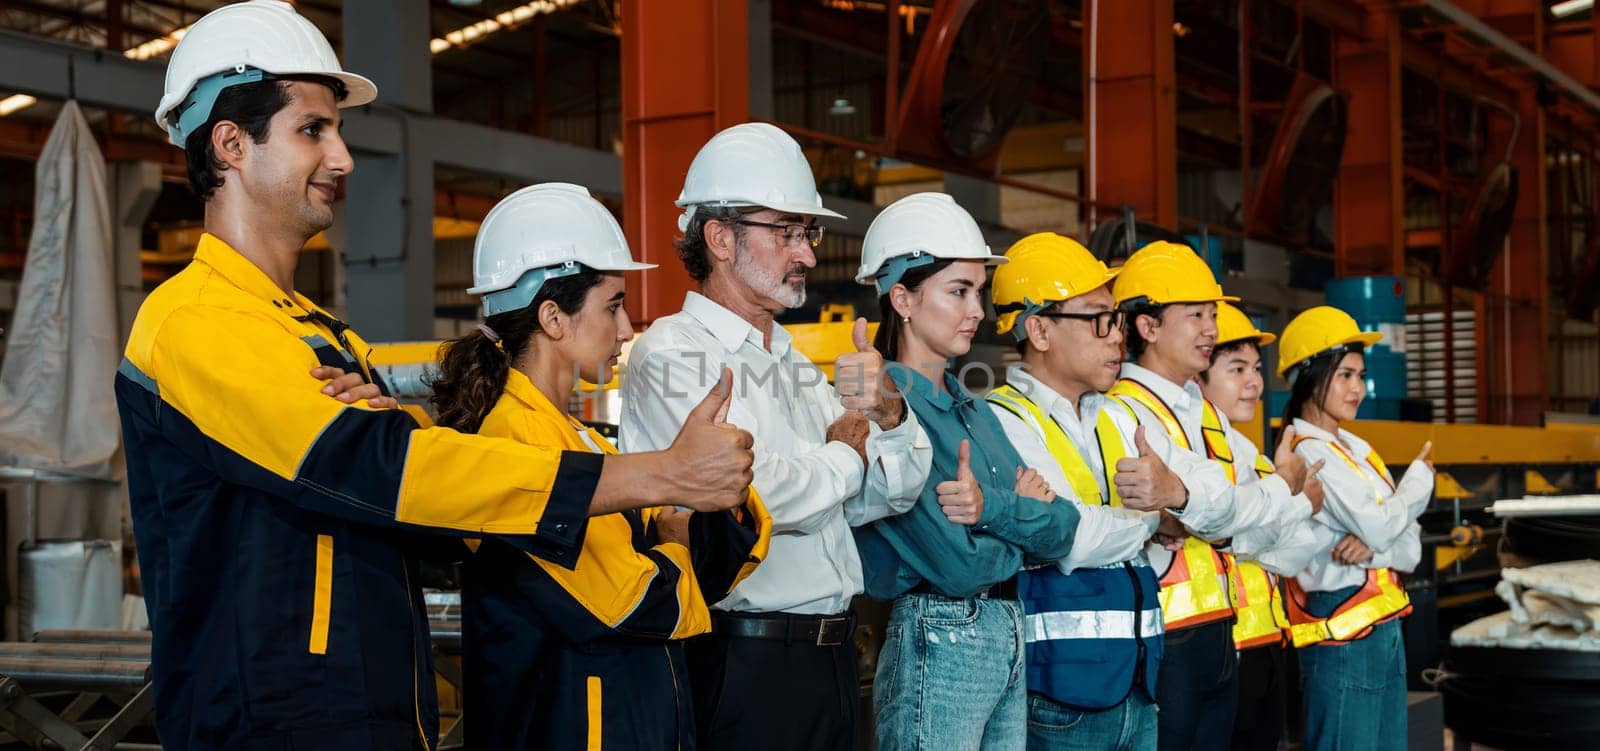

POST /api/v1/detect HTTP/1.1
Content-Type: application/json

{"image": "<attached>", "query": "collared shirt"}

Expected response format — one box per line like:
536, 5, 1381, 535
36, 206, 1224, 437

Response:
1223, 427, 1320, 577
619, 292, 931, 615
854, 367, 1081, 599
987, 366, 1159, 574
1289, 418, 1431, 593
1113, 362, 1305, 573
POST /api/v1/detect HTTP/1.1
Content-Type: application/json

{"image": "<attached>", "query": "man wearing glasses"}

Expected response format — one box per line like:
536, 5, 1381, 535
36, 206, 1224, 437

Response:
620, 122, 932, 751
985, 233, 1216, 750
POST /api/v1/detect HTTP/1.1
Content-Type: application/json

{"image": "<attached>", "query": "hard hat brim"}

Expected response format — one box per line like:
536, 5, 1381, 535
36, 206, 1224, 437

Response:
465, 260, 656, 296
1346, 330, 1384, 348
675, 199, 847, 221
156, 69, 378, 146
1217, 330, 1277, 348
327, 72, 378, 110
1274, 330, 1384, 377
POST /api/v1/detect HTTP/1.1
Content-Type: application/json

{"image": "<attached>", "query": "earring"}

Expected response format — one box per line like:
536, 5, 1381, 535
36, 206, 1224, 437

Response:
901, 316, 910, 324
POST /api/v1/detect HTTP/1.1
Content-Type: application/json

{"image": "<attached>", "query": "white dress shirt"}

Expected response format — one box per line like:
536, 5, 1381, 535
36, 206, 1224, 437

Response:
619, 292, 932, 615
988, 366, 1160, 575
1289, 418, 1430, 593
1113, 363, 1309, 574
1223, 427, 1320, 577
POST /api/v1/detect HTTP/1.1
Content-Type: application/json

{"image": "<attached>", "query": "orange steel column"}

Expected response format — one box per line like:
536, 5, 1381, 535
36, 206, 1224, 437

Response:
1484, 86, 1548, 425
1333, 9, 1404, 277
1089, 0, 1177, 227
621, 0, 750, 324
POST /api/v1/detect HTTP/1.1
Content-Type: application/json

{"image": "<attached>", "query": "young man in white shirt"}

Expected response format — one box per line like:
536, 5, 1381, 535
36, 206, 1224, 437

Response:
619, 123, 932, 751
1107, 242, 1319, 751
1196, 303, 1322, 751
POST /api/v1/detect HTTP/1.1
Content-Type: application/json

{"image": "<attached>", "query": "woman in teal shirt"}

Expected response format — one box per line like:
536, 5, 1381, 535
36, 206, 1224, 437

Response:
852, 193, 1081, 750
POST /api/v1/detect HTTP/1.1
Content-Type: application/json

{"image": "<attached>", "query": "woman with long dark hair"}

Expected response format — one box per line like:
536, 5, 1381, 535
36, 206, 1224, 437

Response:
852, 193, 1081, 750
431, 183, 770, 750
1274, 306, 1432, 751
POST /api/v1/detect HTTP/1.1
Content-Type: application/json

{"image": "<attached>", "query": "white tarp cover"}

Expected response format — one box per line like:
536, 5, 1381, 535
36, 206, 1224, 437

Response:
1451, 559, 1600, 653
0, 101, 120, 480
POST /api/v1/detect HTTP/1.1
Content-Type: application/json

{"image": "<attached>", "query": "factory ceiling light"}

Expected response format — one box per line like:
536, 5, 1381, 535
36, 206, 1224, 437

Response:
430, 0, 581, 54
0, 94, 38, 117
1551, 0, 1593, 19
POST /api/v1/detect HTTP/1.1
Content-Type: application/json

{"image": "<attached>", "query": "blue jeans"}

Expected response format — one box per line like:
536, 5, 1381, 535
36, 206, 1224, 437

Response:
1154, 619, 1238, 750
1298, 587, 1408, 751
1026, 692, 1157, 751
873, 594, 1027, 750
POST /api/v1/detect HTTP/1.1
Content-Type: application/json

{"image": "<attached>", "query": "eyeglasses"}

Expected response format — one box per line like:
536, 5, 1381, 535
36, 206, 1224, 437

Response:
731, 219, 825, 248
1034, 309, 1126, 338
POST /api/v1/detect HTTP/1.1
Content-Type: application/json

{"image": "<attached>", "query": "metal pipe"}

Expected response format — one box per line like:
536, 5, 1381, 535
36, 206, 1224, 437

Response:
1489, 494, 1600, 517
1422, 0, 1600, 114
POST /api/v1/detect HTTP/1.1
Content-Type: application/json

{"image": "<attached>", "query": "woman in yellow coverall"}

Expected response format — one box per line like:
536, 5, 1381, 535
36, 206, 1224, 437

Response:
429, 183, 772, 750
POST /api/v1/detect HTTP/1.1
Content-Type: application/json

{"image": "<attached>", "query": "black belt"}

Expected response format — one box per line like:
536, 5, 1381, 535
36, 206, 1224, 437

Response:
911, 575, 1018, 601
711, 611, 855, 647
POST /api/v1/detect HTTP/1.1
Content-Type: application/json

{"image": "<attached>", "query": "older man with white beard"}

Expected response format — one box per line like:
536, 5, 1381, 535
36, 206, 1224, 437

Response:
620, 123, 932, 751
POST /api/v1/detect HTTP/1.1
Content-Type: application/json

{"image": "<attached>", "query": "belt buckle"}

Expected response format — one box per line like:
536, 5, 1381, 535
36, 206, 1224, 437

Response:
816, 616, 849, 647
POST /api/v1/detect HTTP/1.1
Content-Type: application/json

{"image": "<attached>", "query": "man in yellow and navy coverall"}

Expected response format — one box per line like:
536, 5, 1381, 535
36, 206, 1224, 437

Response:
114, 4, 756, 749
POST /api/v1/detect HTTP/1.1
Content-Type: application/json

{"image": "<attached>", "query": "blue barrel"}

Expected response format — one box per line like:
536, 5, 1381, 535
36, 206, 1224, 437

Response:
1184, 234, 1225, 282
1324, 276, 1407, 420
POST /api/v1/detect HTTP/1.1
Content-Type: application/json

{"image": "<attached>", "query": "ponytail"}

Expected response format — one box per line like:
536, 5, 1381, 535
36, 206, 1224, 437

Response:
429, 320, 523, 434
428, 269, 607, 433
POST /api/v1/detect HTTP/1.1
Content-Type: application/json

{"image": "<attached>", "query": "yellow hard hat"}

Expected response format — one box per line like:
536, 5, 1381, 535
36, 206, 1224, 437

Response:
1111, 241, 1239, 308
1276, 305, 1383, 377
1216, 301, 1276, 348
992, 233, 1118, 338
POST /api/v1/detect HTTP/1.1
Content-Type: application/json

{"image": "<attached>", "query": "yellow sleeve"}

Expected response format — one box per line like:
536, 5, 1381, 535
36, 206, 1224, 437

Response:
120, 304, 600, 564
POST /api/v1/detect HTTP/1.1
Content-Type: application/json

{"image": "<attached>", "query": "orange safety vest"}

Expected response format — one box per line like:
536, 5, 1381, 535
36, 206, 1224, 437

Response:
1283, 436, 1413, 647
1207, 437, 1292, 651
1108, 379, 1235, 632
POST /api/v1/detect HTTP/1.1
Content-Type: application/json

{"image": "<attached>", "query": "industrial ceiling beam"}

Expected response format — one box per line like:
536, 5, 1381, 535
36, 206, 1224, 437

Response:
1422, 0, 1600, 113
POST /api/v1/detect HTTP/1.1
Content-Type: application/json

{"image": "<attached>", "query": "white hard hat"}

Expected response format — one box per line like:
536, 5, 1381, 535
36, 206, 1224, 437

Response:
155, 0, 377, 146
467, 183, 656, 317
675, 122, 846, 232
856, 192, 1007, 295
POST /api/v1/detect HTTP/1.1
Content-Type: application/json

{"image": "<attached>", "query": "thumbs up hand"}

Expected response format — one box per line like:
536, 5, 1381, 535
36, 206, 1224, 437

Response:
834, 317, 903, 429
1415, 441, 1434, 472
935, 440, 985, 525
1134, 425, 1157, 458
1114, 426, 1188, 511
1272, 426, 1312, 495
666, 368, 755, 513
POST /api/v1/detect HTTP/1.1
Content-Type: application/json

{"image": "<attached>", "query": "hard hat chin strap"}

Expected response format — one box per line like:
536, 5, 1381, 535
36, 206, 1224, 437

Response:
1003, 298, 1052, 341
481, 261, 584, 317
167, 66, 273, 145
874, 252, 938, 296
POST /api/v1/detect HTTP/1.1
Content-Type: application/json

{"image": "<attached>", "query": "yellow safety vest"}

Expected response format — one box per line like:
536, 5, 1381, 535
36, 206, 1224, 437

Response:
1107, 379, 1236, 632
986, 385, 1128, 508
1209, 439, 1291, 650
1283, 436, 1413, 647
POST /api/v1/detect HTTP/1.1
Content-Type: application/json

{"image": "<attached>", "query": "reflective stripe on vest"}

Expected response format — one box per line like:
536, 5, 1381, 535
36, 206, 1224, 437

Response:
1025, 607, 1163, 642
1285, 568, 1412, 647
987, 385, 1164, 709
1231, 562, 1290, 650
988, 385, 1125, 507
1282, 434, 1412, 647
1211, 426, 1291, 650
1107, 379, 1236, 631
